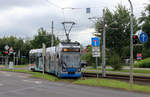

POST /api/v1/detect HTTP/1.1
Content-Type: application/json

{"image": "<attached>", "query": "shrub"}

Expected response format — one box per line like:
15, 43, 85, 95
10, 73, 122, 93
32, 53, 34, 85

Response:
134, 58, 150, 68
109, 52, 123, 70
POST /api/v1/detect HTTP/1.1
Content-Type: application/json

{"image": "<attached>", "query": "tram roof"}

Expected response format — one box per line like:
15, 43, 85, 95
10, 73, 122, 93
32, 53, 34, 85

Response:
29, 49, 42, 54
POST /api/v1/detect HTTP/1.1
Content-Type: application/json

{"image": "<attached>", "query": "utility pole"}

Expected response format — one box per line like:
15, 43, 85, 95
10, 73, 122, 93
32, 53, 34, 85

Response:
128, 0, 134, 87
13, 52, 16, 65
102, 8, 106, 77
51, 21, 54, 47
42, 43, 46, 76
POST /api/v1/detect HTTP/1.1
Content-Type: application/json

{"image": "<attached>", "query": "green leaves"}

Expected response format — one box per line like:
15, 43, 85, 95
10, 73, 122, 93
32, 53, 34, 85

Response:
95, 4, 138, 58
30, 27, 59, 49
139, 4, 150, 57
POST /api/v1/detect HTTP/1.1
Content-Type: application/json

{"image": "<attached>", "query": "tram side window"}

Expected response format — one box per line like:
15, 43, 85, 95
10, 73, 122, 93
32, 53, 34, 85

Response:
30, 56, 35, 64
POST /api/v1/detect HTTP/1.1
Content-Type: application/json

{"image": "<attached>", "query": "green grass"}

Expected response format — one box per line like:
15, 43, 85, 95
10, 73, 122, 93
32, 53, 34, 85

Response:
14, 65, 28, 68
0, 64, 28, 69
84, 70, 150, 77
73, 78, 150, 93
85, 68, 150, 74
134, 58, 150, 68
31, 72, 59, 81
0, 68, 29, 73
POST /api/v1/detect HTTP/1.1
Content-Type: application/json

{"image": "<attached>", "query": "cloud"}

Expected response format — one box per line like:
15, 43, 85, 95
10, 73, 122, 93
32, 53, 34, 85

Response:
0, 0, 149, 46
0, 0, 44, 10
0, 2, 62, 37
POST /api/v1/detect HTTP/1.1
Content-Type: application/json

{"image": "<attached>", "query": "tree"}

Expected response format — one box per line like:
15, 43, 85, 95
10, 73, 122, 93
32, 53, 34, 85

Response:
30, 27, 59, 49
0, 36, 31, 64
139, 4, 150, 58
95, 4, 139, 59
82, 45, 101, 67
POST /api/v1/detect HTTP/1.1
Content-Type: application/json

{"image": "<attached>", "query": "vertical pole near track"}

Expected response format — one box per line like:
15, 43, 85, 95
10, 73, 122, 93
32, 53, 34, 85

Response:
51, 21, 54, 47
102, 8, 106, 77
13, 52, 16, 65
42, 43, 46, 76
128, 0, 134, 87
96, 57, 98, 78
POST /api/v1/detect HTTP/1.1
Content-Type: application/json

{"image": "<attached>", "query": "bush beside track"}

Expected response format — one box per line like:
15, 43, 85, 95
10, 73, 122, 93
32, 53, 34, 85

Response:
134, 57, 150, 68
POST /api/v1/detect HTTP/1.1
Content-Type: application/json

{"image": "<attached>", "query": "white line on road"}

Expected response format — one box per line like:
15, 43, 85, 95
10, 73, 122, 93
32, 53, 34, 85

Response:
1, 72, 11, 76
0, 83, 3, 86
23, 80, 42, 84
35, 81, 42, 84
18, 76, 28, 78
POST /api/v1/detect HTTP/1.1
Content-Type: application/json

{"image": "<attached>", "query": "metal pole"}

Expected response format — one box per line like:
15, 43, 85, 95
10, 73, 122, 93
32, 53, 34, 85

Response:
128, 0, 134, 87
102, 8, 106, 77
51, 21, 54, 47
2, 56, 3, 65
13, 53, 15, 65
42, 43, 46, 75
7, 56, 8, 65
96, 57, 98, 78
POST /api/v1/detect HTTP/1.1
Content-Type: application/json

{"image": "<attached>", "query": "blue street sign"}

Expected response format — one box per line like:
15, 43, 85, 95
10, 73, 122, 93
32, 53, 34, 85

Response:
91, 37, 100, 47
139, 32, 148, 43
86, 8, 91, 14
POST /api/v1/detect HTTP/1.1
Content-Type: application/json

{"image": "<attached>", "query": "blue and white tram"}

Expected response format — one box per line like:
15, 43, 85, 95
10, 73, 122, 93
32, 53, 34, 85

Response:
29, 42, 81, 78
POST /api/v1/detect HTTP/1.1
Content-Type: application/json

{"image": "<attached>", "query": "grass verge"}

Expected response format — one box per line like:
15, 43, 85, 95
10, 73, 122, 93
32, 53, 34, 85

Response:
14, 65, 28, 68
86, 68, 150, 74
73, 78, 150, 93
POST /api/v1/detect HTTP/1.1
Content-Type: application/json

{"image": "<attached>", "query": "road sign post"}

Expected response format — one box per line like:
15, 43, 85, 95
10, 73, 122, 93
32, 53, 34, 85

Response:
42, 43, 46, 76
4, 45, 9, 65
129, 0, 134, 88
91, 37, 100, 78
4, 45, 9, 51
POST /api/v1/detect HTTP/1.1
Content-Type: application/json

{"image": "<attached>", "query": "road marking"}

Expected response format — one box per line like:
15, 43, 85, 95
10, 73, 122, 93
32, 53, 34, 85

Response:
18, 76, 28, 78
23, 80, 32, 83
35, 81, 42, 84
0, 83, 3, 86
1, 72, 11, 76
23, 80, 42, 84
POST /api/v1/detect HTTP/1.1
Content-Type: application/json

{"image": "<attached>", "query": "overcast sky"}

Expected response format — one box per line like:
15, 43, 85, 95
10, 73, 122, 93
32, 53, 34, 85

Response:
0, 0, 149, 46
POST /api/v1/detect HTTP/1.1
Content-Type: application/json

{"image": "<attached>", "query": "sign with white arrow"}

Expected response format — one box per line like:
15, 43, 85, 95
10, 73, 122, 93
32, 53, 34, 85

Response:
4, 45, 9, 50
91, 37, 100, 57
91, 37, 100, 47
139, 32, 148, 43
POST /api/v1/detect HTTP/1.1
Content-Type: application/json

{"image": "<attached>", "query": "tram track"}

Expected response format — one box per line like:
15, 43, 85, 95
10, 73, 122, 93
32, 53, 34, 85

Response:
83, 73, 150, 83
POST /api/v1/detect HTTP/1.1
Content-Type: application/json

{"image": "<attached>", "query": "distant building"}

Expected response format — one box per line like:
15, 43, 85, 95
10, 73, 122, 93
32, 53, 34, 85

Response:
82, 45, 91, 55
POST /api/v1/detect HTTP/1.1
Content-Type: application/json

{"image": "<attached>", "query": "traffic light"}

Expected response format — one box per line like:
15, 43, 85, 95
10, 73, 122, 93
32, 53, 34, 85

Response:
5, 51, 8, 55
2, 51, 8, 56
133, 35, 138, 44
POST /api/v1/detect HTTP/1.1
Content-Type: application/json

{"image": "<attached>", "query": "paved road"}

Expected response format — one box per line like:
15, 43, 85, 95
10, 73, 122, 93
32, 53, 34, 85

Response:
0, 71, 149, 97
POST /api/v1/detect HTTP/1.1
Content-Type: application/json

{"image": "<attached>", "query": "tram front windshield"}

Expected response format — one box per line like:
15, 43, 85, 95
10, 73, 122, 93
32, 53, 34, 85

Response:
62, 52, 80, 67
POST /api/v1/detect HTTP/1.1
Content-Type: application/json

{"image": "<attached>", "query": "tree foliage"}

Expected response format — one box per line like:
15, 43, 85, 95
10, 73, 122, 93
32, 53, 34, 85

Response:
95, 4, 139, 59
0, 27, 59, 64
30, 27, 59, 49
82, 46, 101, 67
139, 4, 150, 58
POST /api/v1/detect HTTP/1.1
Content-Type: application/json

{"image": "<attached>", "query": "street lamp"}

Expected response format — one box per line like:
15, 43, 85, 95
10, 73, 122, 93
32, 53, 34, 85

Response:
128, 0, 134, 87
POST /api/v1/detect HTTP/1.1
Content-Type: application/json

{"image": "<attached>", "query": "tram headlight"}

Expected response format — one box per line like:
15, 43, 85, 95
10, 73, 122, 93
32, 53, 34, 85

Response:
62, 48, 80, 52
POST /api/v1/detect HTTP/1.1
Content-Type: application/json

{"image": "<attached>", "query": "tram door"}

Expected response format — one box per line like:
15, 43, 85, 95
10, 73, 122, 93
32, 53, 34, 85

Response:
38, 57, 43, 71
45, 54, 50, 72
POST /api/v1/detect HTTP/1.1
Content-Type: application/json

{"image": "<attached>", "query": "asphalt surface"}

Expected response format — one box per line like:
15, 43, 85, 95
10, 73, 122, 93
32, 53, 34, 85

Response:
0, 71, 149, 97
